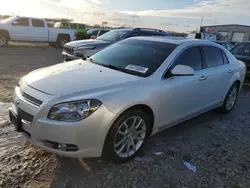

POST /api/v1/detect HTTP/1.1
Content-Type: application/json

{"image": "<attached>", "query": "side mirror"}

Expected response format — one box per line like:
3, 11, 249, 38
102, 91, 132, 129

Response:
91, 35, 97, 39
171, 65, 194, 76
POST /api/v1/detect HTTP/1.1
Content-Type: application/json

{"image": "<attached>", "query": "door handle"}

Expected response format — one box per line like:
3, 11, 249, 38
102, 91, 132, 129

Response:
228, 69, 233, 74
199, 76, 207, 81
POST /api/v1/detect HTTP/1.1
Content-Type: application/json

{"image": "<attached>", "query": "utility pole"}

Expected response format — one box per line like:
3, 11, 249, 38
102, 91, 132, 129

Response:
199, 16, 204, 32
132, 12, 135, 28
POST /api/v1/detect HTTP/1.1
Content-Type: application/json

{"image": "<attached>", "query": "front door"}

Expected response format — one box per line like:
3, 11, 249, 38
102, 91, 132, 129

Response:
9, 17, 31, 41
159, 46, 209, 127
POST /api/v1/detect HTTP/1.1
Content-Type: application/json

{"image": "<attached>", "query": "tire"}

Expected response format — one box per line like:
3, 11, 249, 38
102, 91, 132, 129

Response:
0, 35, 8, 46
56, 35, 70, 48
103, 109, 151, 163
217, 82, 239, 113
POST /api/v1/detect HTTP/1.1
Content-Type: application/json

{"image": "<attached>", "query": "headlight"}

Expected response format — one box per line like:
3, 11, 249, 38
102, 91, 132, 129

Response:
48, 100, 101, 122
77, 46, 96, 50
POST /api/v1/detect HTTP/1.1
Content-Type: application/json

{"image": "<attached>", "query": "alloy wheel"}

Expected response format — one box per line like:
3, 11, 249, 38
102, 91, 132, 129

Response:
114, 116, 147, 158
225, 85, 238, 111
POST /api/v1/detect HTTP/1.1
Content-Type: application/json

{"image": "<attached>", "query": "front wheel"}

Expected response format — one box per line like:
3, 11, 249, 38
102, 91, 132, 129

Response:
218, 83, 239, 113
103, 109, 151, 163
0, 36, 8, 46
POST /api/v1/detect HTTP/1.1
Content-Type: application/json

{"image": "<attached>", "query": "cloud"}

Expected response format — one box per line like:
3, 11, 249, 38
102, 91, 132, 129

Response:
117, 0, 250, 19
160, 23, 179, 26
1, 0, 250, 32
87, 0, 102, 4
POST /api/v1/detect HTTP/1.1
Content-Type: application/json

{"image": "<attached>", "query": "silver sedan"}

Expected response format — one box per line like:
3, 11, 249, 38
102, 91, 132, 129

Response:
9, 37, 246, 163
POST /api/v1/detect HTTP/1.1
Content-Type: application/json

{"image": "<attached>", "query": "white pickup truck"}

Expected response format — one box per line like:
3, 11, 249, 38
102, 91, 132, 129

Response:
0, 16, 76, 47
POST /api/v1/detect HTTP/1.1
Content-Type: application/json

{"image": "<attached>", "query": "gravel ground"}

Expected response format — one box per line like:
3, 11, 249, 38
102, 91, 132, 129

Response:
0, 43, 62, 102
1, 45, 250, 188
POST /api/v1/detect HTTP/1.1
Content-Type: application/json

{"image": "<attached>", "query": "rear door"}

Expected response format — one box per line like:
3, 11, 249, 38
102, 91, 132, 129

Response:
200, 46, 232, 106
30, 19, 48, 41
9, 18, 30, 41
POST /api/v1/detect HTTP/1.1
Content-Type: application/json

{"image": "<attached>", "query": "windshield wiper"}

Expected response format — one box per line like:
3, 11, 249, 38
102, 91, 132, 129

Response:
97, 63, 118, 70
94, 63, 147, 77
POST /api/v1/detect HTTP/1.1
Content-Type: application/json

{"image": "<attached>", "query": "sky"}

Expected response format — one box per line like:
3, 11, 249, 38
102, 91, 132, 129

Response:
0, 0, 250, 32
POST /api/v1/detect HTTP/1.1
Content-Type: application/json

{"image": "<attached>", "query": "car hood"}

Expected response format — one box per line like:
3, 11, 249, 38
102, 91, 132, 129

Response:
66, 39, 111, 47
24, 60, 141, 96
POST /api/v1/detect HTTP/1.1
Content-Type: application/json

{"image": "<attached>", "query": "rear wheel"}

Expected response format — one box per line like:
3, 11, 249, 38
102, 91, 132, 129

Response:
218, 83, 239, 113
0, 35, 8, 46
56, 35, 70, 48
103, 109, 151, 163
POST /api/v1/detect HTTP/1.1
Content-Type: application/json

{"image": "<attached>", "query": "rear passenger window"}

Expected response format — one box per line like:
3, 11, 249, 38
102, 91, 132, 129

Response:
202, 46, 224, 68
172, 46, 202, 71
221, 50, 229, 64
32, 19, 45, 27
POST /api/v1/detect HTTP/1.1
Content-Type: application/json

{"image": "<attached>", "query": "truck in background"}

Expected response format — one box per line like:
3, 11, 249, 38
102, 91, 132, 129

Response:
0, 16, 76, 47
54, 22, 87, 40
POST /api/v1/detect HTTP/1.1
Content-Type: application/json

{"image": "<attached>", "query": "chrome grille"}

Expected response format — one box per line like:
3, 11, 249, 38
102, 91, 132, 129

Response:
22, 92, 43, 106
63, 45, 74, 54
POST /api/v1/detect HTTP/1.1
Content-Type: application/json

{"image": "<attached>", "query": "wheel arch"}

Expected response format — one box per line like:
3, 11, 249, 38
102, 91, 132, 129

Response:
0, 29, 10, 40
56, 33, 70, 41
101, 103, 155, 156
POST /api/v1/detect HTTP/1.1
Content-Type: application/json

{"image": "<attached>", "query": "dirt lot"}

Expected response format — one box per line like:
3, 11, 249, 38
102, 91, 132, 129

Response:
1, 45, 250, 188
0, 44, 62, 102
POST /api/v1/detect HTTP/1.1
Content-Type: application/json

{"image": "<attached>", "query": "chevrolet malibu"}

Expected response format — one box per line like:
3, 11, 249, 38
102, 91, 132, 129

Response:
9, 37, 246, 163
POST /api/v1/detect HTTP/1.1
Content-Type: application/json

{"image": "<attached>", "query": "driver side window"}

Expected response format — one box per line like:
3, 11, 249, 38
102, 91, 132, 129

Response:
171, 46, 202, 71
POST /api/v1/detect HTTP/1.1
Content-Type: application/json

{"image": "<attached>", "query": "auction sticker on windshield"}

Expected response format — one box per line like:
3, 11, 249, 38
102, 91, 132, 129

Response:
125, 65, 149, 73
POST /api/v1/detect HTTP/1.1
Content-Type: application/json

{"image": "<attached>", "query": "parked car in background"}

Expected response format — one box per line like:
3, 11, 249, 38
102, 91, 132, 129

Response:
86, 29, 110, 39
54, 22, 87, 40
0, 16, 75, 47
9, 37, 246, 163
187, 32, 218, 41
62, 28, 171, 61
229, 41, 239, 48
215, 41, 233, 51
231, 41, 250, 77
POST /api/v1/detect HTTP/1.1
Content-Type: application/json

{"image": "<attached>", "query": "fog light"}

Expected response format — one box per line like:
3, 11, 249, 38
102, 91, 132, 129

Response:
58, 143, 67, 151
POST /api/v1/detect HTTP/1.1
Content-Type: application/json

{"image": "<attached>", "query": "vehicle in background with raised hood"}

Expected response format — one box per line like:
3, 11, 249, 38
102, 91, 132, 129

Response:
0, 16, 75, 47
9, 37, 246, 163
231, 41, 250, 77
62, 28, 171, 61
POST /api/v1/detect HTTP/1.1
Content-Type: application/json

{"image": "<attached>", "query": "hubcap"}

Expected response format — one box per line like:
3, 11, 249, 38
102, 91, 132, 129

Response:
0, 36, 6, 46
114, 116, 147, 158
225, 86, 237, 111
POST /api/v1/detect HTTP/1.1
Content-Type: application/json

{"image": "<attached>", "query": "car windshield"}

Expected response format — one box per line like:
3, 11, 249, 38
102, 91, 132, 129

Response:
97, 30, 130, 42
87, 29, 98, 35
231, 43, 250, 56
90, 39, 177, 77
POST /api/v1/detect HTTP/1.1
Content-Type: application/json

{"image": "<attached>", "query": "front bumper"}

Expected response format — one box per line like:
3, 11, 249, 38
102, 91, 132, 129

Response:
10, 86, 117, 158
62, 51, 81, 62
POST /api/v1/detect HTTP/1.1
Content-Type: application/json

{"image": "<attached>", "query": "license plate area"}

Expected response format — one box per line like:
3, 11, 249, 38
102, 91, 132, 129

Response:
9, 110, 22, 132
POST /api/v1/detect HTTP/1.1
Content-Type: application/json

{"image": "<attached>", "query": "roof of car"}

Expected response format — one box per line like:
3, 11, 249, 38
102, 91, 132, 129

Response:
131, 36, 206, 45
